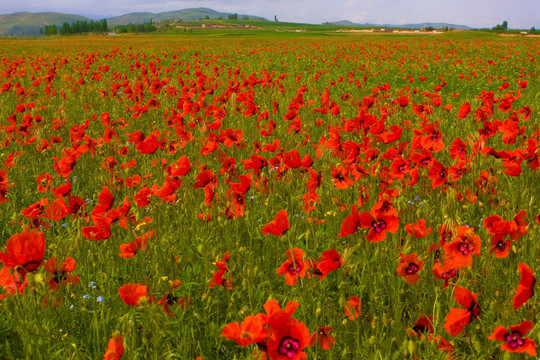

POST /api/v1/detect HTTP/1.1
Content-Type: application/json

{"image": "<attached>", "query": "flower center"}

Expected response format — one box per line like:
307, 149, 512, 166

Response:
412, 325, 427, 334
287, 262, 302, 275
468, 302, 481, 320
504, 331, 525, 349
165, 293, 179, 305
458, 240, 473, 256
438, 169, 446, 181
53, 270, 68, 284
380, 201, 391, 212
278, 336, 300, 358
495, 240, 506, 251
406, 263, 419, 275
371, 220, 387, 233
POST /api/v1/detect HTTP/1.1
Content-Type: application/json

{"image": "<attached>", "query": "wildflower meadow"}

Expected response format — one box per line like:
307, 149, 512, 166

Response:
0, 32, 538, 359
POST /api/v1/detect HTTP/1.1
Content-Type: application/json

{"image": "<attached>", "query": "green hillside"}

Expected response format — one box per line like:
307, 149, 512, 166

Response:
107, 7, 265, 25
0, 12, 89, 36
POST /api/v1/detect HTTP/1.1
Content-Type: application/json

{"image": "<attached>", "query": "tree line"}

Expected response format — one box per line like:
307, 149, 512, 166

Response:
41, 19, 108, 35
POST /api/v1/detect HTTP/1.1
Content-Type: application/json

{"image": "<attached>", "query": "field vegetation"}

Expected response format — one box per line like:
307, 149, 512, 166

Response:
0, 32, 538, 359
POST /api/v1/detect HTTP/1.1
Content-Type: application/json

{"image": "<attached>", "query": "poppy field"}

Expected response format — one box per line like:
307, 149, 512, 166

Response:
0, 32, 538, 359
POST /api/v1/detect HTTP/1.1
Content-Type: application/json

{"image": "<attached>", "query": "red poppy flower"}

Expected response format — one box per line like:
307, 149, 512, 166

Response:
45, 197, 71, 221
44, 257, 80, 290
310, 326, 335, 350
302, 192, 319, 214
396, 95, 409, 107
118, 283, 151, 306
135, 131, 160, 154
331, 165, 355, 190
0, 266, 28, 298
513, 263, 535, 310
0, 231, 46, 275
410, 149, 433, 168
397, 253, 423, 284
344, 295, 362, 320
209, 251, 232, 289
283, 149, 302, 169
103, 333, 124, 360
510, 210, 528, 241
157, 280, 189, 317
314, 249, 342, 279
406, 314, 434, 337
488, 320, 537, 356
193, 169, 217, 189
457, 101, 471, 119
261, 209, 290, 236
443, 286, 480, 337
484, 214, 513, 236
404, 219, 431, 238
432, 262, 458, 289
489, 235, 511, 258
119, 231, 154, 258
443, 226, 481, 270
337, 204, 361, 238
266, 311, 311, 360
449, 137, 467, 160
35, 173, 53, 193
358, 209, 400, 242
81, 217, 111, 241
263, 298, 299, 318
427, 160, 447, 188
418, 122, 444, 152
221, 313, 270, 346
134, 186, 152, 207
277, 248, 307, 286
306, 168, 321, 193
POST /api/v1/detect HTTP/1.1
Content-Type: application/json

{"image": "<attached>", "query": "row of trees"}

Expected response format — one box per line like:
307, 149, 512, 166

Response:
491, 21, 536, 34
41, 19, 108, 35
227, 13, 251, 20
114, 23, 157, 33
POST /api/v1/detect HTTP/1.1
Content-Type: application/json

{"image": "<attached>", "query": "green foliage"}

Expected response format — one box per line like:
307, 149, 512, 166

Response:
492, 20, 508, 32
56, 19, 108, 35
115, 22, 157, 34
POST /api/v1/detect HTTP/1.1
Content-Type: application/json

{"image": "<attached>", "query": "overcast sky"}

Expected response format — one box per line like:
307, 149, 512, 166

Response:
1, 0, 539, 29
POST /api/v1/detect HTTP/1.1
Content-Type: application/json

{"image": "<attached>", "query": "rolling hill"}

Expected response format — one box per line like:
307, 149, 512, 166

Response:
0, 12, 89, 36
0, 8, 267, 36
107, 7, 265, 25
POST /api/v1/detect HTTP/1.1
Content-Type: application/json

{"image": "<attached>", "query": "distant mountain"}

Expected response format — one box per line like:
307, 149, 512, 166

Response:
0, 8, 267, 36
107, 7, 265, 25
0, 12, 90, 36
325, 20, 471, 30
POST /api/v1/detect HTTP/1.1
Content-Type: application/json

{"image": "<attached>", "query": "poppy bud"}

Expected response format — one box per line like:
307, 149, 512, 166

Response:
382, 313, 389, 326
488, 300, 497, 313
408, 339, 416, 355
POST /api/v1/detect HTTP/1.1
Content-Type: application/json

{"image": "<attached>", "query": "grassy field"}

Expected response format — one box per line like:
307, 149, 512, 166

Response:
0, 31, 538, 360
